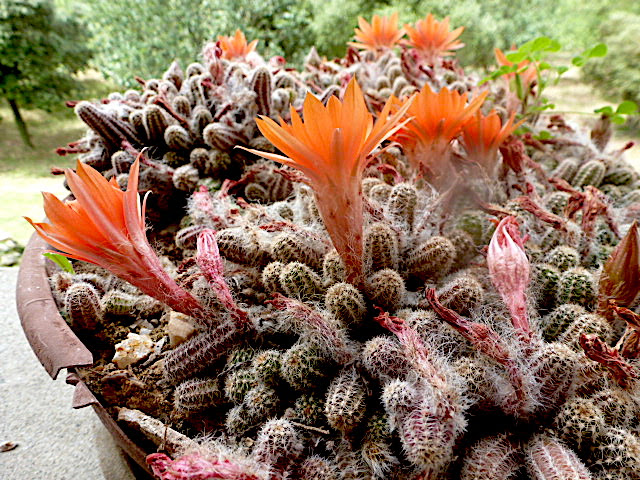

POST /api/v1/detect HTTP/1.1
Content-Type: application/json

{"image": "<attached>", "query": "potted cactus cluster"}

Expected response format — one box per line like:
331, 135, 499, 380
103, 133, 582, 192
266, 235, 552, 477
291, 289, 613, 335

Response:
17, 11, 640, 480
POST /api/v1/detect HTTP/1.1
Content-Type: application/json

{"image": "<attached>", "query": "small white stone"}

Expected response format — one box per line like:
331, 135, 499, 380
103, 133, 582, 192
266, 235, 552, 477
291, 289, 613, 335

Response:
166, 311, 196, 347
112, 333, 154, 369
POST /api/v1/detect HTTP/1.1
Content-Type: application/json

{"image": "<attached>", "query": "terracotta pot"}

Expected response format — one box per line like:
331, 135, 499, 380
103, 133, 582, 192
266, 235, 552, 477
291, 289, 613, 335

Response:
16, 232, 154, 478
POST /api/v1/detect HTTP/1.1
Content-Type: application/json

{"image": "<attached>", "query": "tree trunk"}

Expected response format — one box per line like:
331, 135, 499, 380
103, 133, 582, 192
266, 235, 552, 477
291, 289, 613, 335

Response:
7, 98, 34, 148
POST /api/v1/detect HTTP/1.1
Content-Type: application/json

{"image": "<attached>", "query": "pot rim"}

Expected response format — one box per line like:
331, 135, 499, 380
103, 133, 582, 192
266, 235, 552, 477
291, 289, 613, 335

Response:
16, 231, 153, 476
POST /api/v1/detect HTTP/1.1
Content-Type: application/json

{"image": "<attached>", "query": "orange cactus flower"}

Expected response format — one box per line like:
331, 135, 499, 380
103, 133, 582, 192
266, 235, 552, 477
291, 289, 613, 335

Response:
349, 12, 405, 52
495, 47, 538, 97
461, 110, 524, 174
394, 84, 488, 184
217, 29, 258, 60
404, 13, 465, 63
25, 159, 206, 321
241, 79, 413, 284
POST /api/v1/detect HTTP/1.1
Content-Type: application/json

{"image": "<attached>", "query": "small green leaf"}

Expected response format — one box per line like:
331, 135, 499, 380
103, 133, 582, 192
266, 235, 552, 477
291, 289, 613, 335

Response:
616, 101, 638, 115
556, 66, 569, 75
612, 115, 626, 125
43, 253, 75, 273
587, 43, 607, 58
595, 106, 614, 116
536, 130, 552, 140
532, 37, 552, 51
538, 61, 552, 71
549, 39, 562, 52
506, 51, 527, 63
572, 56, 585, 67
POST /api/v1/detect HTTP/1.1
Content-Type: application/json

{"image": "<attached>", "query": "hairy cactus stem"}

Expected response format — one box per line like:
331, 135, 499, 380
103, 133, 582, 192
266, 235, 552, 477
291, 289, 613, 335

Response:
146, 453, 260, 480
267, 293, 355, 364
196, 229, 249, 327
426, 288, 527, 412
580, 333, 638, 388
374, 308, 445, 386
151, 96, 190, 130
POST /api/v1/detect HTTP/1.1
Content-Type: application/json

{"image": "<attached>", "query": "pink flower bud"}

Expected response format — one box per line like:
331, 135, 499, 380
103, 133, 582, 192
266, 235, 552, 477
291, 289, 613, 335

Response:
487, 216, 531, 341
147, 452, 260, 480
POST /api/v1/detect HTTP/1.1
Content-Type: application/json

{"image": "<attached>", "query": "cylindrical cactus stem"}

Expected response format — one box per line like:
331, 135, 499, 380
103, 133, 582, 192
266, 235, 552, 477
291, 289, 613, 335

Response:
525, 434, 592, 480
542, 304, 587, 342
163, 59, 184, 89
216, 228, 270, 266
64, 282, 103, 330
172, 164, 200, 191
279, 261, 324, 301
173, 377, 223, 413
251, 66, 272, 117
545, 191, 571, 215
289, 393, 326, 426
552, 158, 579, 183
381, 379, 419, 432
142, 104, 170, 144
324, 366, 368, 433
324, 282, 366, 327
111, 150, 135, 174
545, 246, 580, 272
460, 434, 522, 480
557, 313, 613, 351
100, 289, 138, 316
298, 455, 339, 480
455, 210, 496, 246
129, 110, 148, 144
252, 419, 303, 470
280, 340, 331, 391
360, 412, 397, 478
171, 95, 191, 118
271, 231, 325, 270
603, 166, 635, 186
243, 384, 281, 422
436, 274, 484, 316
203, 122, 247, 151
448, 228, 477, 268
224, 367, 258, 404
590, 427, 640, 475
75, 101, 141, 152
175, 224, 208, 250
590, 388, 639, 429
532, 342, 579, 413
365, 268, 405, 311
556, 268, 597, 308
361, 335, 410, 382
322, 249, 346, 286
163, 319, 244, 384
386, 183, 417, 229
405, 236, 456, 280
572, 160, 606, 188
532, 263, 561, 312
363, 222, 400, 273
251, 349, 282, 384
164, 125, 193, 151
189, 105, 214, 141
225, 404, 253, 437
553, 397, 605, 450
261, 261, 285, 294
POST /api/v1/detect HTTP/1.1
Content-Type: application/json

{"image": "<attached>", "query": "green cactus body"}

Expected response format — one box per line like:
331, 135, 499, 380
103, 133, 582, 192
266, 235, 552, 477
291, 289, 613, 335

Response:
619, 189, 640, 207
190, 106, 213, 141
64, 282, 103, 330
387, 183, 417, 229
589, 428, 640, 476
253, 419, 303, 468
324, 283, 366, 327
172, 164, 200, 191
448, 229, 477, 268
225, 404, 253, 436
455, 211, 495, 246
291, 393, 326, 426
262, 262, 285, 294
322, 250, 346, 286
172, 95, 191, 117
552, 158, 579, 183
572, 160, 606, 188
174, 377, 223, 413
280, 261, 324, 301
366, 268, 405, 311
216, 228, 270, 266
369, 183, 393, 204
437, 274, 484, 315
250, 66, 273, 117
362, 335, 410, 382
224, 367, 259, 404
252, 349, 282, 384
101, 289, 138, 316
243, 384, 281, 422
531, 263, 561, 312
299, 456, 339, 480
603, 167, 635, 186
541, 304, 587, 342
545, 246, 580, 272
142, 105, 170, 143
280, 341, 331, 390
164, 125, 193, 151
405, 236, 456, 280
363, 222, 400, 274
556, 268, 596, 308
557, 313, 613, 351
545, 191, 571, 216
361, 412, 397, 478
324, 367, 367, 433
271, 232, 324, 270
203, 123, 246, 151
553, 397, 605, 450
590, 388, 639, 430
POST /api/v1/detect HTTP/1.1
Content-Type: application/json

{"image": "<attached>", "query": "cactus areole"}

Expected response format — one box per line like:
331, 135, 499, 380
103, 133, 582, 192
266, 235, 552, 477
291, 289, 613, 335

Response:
17, 13, 640, 480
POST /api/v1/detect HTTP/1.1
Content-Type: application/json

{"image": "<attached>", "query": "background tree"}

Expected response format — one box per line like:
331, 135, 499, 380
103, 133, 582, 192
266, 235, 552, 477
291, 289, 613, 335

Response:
0, 0, 91, 147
